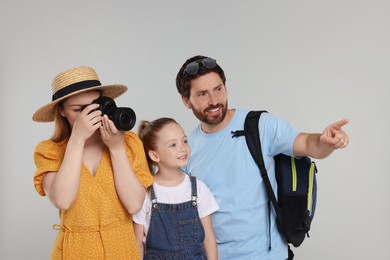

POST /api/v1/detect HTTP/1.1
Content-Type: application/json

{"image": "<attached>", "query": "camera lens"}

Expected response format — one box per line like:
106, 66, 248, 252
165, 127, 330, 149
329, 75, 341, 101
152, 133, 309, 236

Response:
90, 96, 136, 131
111, 107, 136, 131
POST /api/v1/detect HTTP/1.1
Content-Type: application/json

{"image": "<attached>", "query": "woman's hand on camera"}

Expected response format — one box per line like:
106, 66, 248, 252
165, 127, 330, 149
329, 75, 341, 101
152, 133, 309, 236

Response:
72, 104, 103, 142
100, 114, 125, 150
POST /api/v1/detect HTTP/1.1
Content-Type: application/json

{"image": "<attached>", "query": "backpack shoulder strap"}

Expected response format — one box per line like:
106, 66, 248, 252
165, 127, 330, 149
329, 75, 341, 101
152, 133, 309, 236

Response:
231, 110, 285, 250
231, 110, 281, 216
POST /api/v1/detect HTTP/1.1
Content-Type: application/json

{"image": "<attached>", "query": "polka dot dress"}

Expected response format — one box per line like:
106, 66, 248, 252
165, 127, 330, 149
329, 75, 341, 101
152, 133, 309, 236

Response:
34, 132, 154, 259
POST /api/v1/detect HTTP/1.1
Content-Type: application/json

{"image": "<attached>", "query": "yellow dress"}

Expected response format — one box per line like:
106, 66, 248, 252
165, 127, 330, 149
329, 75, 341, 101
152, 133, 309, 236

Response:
33, 132, 154, 260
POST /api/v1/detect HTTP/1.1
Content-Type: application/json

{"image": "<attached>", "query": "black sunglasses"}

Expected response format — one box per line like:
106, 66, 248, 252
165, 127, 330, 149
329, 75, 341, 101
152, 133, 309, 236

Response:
183, 58, 217, 76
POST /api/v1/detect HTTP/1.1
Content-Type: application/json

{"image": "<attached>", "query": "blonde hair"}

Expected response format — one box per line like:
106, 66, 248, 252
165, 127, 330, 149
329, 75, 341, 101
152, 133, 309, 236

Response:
138, 118, 178, 173
50, 103, 72, 142
50, 90, 103, 142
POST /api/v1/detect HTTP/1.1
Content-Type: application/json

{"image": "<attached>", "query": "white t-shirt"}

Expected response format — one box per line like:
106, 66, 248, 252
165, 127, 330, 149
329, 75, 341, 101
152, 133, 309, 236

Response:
132, 174, 219, 241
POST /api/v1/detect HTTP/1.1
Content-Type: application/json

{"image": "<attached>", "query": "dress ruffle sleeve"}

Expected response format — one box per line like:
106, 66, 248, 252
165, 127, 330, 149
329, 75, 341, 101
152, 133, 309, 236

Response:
33, 140, 65, 196
124, 132, 154, 189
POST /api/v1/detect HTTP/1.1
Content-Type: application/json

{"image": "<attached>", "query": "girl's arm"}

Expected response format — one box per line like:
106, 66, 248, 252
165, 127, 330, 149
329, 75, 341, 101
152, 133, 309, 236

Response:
201, 215, 218, 260
133, 222, 145, 259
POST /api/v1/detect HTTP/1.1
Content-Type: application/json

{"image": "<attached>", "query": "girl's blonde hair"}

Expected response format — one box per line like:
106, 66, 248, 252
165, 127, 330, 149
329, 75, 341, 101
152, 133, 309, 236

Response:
138, 117, 178, 174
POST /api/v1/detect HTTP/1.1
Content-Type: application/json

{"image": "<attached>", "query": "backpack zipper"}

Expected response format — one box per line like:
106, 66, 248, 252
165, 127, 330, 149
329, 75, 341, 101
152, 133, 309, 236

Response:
307, 162, 315, 214
291, 157, 297, 191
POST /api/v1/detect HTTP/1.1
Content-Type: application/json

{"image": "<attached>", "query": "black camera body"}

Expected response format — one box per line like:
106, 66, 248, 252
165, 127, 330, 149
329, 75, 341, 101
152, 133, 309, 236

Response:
82, 96, 136, 131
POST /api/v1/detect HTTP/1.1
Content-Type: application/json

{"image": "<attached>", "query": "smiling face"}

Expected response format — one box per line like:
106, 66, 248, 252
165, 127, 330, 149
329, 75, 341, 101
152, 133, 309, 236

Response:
182, 72, 229, 133
150, 122, 190, 171
60, 91, 100, 127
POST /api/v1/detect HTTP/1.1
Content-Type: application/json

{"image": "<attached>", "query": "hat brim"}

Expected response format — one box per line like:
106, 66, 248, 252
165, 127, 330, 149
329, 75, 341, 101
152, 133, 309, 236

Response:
32, 84, 128, 122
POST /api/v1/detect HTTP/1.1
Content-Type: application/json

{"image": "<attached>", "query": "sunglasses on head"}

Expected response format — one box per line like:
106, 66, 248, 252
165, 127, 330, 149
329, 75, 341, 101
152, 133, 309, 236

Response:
183, 58, 217, 76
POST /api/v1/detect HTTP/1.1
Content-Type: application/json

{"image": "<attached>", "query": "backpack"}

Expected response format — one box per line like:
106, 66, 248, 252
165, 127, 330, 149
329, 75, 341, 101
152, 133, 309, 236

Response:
231, 110, 318, 249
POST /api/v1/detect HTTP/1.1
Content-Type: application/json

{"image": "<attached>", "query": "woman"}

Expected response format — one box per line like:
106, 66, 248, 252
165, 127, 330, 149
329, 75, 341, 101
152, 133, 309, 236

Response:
32, 66, 154, 259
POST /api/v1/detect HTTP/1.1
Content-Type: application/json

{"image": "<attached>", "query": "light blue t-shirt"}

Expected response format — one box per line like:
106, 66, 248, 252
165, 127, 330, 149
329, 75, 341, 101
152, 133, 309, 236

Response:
185, 109, 299, 260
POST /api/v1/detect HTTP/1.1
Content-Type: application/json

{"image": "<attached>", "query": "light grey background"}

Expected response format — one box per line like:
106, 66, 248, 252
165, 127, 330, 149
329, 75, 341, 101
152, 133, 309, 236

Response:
1, 1, 389, 259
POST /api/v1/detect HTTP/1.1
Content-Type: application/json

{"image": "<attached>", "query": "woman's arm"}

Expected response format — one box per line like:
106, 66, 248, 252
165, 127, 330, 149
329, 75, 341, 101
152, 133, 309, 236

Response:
42, 105, 102, 210
42, 136, 86, 210
201, 215, 218, 260
133, 222, 145, 259
108, 145, 146, 213
100, 115, 146, 214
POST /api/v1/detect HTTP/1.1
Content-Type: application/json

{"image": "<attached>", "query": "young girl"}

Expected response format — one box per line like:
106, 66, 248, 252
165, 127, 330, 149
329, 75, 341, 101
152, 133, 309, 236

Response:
32, 66, 154, 259
133, 118, 219, 260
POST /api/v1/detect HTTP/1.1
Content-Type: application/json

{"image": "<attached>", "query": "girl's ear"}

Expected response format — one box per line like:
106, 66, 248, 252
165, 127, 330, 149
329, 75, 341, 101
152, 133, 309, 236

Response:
148, 150, 160, 163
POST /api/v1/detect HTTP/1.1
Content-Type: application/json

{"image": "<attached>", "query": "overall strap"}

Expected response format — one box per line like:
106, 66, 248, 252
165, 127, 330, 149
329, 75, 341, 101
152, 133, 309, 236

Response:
149, 185, 158, 210
189, 176, 198, 207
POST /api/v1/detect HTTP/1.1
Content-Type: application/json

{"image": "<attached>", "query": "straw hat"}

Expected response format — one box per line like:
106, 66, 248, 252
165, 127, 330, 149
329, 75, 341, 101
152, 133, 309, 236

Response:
32, 66, 128, 122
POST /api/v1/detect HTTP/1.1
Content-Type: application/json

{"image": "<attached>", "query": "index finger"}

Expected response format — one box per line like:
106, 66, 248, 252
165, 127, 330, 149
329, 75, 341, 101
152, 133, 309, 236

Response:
82, 103, 100, 115
330, 118, 349, 129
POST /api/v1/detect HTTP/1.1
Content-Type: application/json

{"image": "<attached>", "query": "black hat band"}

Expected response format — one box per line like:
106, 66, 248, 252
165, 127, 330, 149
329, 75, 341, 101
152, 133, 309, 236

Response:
52, 80, 101, 101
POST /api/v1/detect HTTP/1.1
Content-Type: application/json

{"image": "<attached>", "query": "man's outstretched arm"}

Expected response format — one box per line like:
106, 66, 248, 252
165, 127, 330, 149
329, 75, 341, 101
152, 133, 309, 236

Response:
293, 119, 349, 159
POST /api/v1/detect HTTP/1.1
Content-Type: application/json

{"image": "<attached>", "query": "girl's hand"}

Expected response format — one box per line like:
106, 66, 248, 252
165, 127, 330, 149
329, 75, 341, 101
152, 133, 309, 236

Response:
100, 114, 125, 150
71, 104, 102, 142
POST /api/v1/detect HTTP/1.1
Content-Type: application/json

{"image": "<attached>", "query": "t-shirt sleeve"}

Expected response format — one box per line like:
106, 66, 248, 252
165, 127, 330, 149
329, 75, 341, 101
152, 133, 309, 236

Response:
124, 132, 154, 189
197, 179, 220, 219
33, 140, 64, 196
260, 112, 300, 157
132, 195, 150, 225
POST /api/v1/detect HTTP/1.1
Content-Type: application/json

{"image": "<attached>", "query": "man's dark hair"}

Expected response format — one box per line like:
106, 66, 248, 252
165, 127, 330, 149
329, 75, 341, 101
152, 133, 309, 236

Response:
175, 55, 226, 99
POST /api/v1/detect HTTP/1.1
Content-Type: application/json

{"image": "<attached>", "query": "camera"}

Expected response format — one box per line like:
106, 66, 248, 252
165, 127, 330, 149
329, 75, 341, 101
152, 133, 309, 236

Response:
82, 96, 136, 131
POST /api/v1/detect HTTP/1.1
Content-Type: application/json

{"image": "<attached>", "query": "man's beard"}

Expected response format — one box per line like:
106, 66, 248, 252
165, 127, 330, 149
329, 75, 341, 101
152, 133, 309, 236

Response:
190, 101, 228, 125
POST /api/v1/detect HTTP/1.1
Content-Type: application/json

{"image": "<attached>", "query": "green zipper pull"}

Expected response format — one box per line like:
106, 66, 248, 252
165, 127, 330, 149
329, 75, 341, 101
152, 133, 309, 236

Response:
307, 162, 315, 213
291, 157, 297, 191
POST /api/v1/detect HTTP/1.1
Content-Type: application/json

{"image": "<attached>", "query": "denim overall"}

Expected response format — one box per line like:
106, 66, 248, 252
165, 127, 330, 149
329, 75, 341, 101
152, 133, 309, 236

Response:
144, 176, 207, 260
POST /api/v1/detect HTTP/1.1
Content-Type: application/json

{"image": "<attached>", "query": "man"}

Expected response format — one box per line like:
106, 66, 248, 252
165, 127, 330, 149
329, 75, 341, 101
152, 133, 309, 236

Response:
175, 55, 349, 260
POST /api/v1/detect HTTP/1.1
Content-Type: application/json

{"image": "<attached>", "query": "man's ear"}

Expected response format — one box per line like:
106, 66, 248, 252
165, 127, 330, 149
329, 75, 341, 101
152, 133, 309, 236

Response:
148, 150, 160, 163
181, 96, 192, 109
